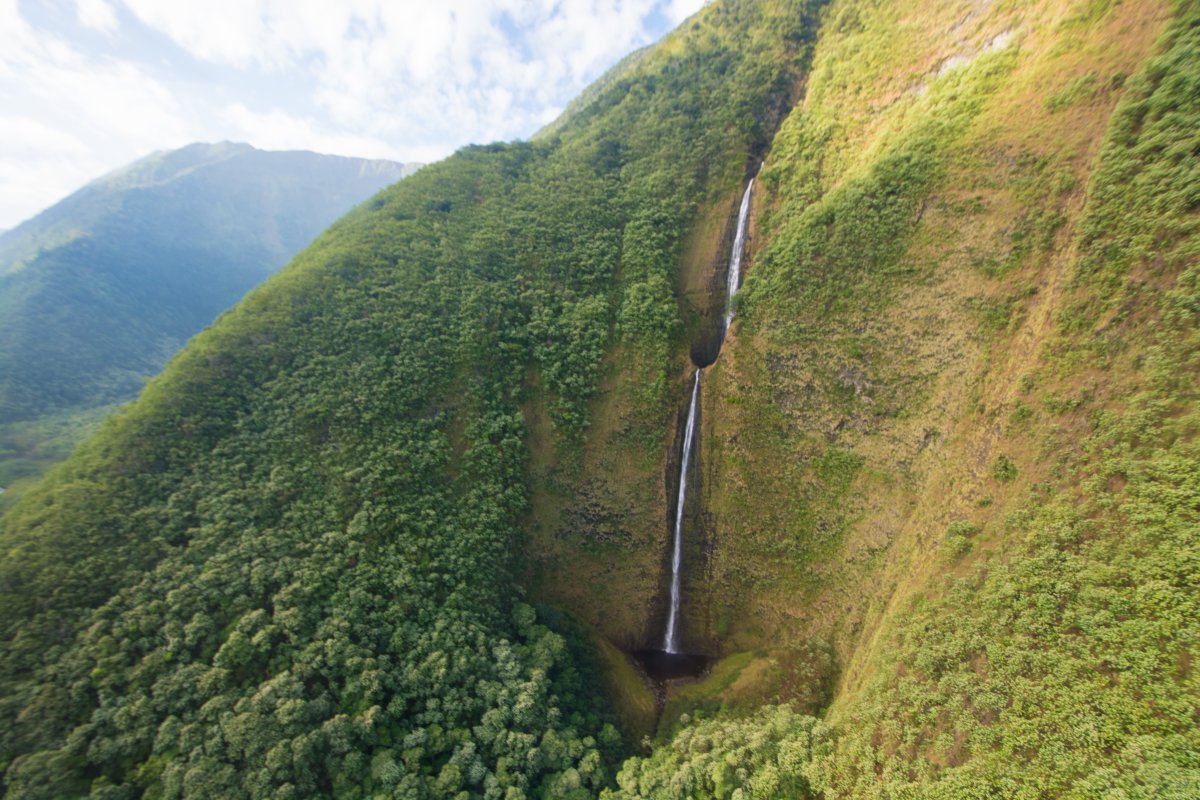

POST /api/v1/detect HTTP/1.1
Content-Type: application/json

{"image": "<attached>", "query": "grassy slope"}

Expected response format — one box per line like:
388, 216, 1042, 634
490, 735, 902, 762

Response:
613, 0, 1198, 796
698, 0, 1166, 695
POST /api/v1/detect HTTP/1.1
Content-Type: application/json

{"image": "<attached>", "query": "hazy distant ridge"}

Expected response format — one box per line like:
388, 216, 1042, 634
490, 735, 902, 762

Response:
0, 142, 419, 487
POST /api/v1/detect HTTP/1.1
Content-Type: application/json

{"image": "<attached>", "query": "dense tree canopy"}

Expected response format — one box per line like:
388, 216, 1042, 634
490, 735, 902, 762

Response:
0, 2, 823, 796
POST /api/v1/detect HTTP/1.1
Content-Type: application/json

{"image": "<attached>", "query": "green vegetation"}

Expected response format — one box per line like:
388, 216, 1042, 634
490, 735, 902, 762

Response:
0, 1, 824, 796
645, 1, 1200, 797
607, 707, 816, 799
0, 143, 414, 494
2, 0, 1198, 796
992, 454, 1018, 482
696, 0, 1027, 654
941, 520, 979, 557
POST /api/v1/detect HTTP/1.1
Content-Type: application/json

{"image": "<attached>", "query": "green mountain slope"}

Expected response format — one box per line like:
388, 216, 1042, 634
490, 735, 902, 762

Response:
0, 2, 821, 796
1, 0, 1198, 797
0, 143, 417, 495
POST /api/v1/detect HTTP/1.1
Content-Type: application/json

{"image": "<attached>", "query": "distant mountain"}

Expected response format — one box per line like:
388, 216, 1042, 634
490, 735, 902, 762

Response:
0, 142, 418, 490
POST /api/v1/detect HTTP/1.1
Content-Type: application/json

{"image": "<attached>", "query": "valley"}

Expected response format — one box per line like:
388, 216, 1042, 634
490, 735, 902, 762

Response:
1, 0, 1197, 797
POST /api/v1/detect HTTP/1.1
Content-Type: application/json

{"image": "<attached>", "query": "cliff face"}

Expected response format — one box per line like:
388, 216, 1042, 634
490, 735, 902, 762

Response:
535, 0, 1175, 655
614, 0, 1200, 794
701, 0, 1172, 683
516, 0, 825, 654
1, 0, 1197, 796
538, 0, 1200, 792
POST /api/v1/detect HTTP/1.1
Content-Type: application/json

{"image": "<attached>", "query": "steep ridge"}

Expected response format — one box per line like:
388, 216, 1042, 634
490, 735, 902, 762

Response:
611, 0, 1199, 795
1, 0, 1197, 796
0, 2, 822, 796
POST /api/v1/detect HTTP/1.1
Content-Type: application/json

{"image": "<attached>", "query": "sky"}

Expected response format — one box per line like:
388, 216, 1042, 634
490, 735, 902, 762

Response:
0, 0, 708, 229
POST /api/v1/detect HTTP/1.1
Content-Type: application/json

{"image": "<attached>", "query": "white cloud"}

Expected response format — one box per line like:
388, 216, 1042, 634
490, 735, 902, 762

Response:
0, 0, 196, 226
0, 0, 696, 227
121, 0, 682, 147
120, 0, 276, 67
222, 102, 448, 163
0, 116, 93, 228
76, 0, 119, 34
666, 0, 709, 25
0, 115, 89, 158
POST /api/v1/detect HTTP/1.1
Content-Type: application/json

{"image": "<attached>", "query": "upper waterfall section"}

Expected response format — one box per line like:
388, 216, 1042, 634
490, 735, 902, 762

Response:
723, 178, 755, 337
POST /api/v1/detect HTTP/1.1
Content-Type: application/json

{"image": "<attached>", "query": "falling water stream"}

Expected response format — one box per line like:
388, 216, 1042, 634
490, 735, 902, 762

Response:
723, 178, 754, 334
643, 174, 755, 679
663, 368, 701, 653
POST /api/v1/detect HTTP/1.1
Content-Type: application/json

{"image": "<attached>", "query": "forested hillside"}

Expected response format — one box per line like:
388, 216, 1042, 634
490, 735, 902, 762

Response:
0, 2, 820, 796
2, 0, 1197, 797
0, 143, 415, 499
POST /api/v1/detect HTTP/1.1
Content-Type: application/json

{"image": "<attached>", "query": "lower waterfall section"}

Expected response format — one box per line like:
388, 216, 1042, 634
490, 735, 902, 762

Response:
663, 368, 700, 653
633, 368, 710, 682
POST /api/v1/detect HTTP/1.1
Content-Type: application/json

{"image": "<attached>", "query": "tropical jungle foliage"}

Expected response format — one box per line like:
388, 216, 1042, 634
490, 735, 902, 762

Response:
2, 0, 1198, 797
0, 1, 822, 796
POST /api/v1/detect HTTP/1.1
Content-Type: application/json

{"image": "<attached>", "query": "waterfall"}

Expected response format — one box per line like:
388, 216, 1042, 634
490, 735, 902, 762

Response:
655, 173, 755, 660
722, 179, 754, 335
663, 368, 701, 653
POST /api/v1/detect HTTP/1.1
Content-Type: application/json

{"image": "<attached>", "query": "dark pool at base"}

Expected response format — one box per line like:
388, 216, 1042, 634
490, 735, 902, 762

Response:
633, 649, 710, 681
